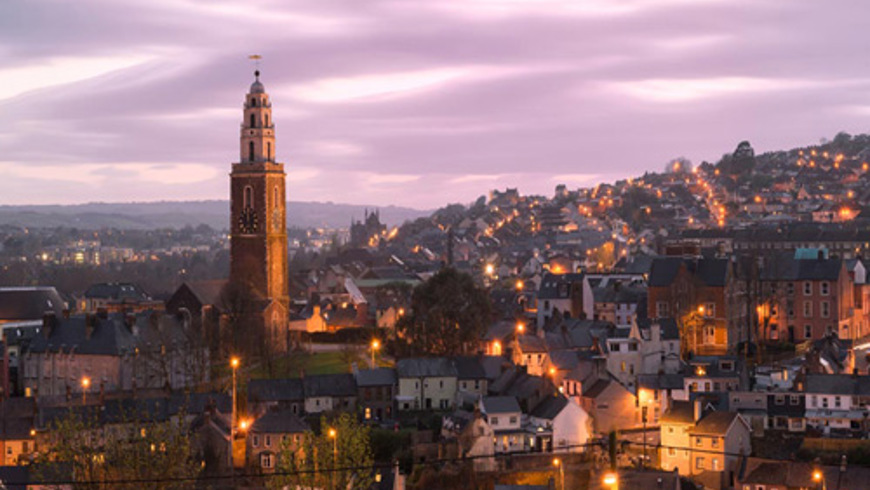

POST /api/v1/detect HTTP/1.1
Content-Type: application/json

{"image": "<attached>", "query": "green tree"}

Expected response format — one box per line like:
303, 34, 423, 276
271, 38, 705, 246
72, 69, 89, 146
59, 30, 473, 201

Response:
268, 413, 374, 490
396, 267, 491, 356
35, 408, 199, 490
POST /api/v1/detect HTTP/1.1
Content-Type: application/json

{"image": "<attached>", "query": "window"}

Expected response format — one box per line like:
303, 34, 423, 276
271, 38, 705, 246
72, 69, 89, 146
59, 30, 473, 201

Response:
835, 396, 841, 408
804, 282, 812, 296
790, 395, 799, 405
712, 458, 720, 471
821, 301, 830, 318
696, 457, 705, 470
712, 438, 719, 448
656, 302, 669, 318
787, 282, 795, 296
267, 142, 272, 160
696, 437, 703, 446
704, 302, 715, 318
261, 453, 273, 469
265, 114, 269, 126
805, 325, 812, 339
243, 186, 254, 208
249, 141, 255, 162
822, 397, 829, 408
250, 114, 256, 128
668, 448, 675, 456
620, 361, 626, 372
490, 416, 499, 426
509, 416, 517, 424
365, 407, 371, 420
265, 435, 271, 447
775, 395, 785, 405
821, 282, 830, 296
803, 301, 813, 318
253, 435, 259, 447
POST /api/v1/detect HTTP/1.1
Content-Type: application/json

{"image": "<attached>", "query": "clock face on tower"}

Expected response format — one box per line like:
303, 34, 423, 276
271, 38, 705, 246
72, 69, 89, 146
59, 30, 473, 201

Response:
238, 207, 259, 234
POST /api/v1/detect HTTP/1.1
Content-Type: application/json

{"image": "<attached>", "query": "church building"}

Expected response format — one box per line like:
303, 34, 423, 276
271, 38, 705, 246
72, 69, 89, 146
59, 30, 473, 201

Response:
168, 69, 290, 354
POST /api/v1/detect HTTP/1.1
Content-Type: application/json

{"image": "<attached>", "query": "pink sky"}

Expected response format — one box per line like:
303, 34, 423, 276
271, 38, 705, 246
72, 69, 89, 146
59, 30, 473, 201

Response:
1, 0, 869, 209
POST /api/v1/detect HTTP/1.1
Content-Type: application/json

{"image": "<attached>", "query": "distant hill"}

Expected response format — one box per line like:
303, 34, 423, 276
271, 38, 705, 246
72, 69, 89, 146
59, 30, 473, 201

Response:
0, 201, 431, 230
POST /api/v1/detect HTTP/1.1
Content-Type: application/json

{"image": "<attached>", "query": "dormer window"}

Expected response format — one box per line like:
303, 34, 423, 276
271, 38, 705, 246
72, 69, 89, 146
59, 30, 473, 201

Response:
720, 361, 733, 372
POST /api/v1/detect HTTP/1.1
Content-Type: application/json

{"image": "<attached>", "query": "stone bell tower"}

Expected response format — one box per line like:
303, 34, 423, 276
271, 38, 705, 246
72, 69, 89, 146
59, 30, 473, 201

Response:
229, 69, 289, 350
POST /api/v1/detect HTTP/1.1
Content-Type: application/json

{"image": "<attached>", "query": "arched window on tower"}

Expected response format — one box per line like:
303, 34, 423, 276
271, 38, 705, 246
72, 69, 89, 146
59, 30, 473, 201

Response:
264, 114, 269, 127
244, 186, 254, 208
251, 97, 257, 107
249, 141, 255, 162
267, 142, 272, 161
250, 114, 256, 128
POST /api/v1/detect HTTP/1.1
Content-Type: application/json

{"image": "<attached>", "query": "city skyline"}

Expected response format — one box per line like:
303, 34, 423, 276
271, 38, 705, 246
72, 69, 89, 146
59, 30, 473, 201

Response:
2, 0, 870, 209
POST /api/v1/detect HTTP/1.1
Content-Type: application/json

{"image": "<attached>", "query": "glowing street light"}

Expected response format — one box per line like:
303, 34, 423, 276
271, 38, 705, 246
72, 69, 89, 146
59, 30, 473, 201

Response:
371, 339, 380, 368
552, 458, 564, 490
81, 377, 91, 405
516, 322, 525, 334
516, 279, 524, 291
603, 471, 618, 488
329, 428, 338, 488
230, 355, 241, 472
485, 263, 495, 276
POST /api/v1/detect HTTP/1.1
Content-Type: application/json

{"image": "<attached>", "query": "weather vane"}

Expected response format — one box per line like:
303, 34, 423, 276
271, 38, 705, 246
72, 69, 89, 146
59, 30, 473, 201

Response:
249, 54, 262, 77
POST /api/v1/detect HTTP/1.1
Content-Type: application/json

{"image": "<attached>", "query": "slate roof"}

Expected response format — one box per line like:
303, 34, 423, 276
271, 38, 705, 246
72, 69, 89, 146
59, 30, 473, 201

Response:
691, 411, 740, 436
638, 373, 685, 391
248, 378, 304, 402
582, 379, 611, 399
661, 400, 695, 424
251, 410, 309, 434
482, 396, 521, 414
636, 317, 679, 340
516, 335, 548, 353
648, 257, 728, 287
355, 368, 397, 387
452, 356, 486, 380
184, 280, 227, 306
396, 358, 457, 378
27, 314, 136, 355
0, 287, 65, 322
537, 272, 586, 300
530, 395, 568, 420
804, 373, 870, 395
760, 253, 843, 281
303, 373, 357, 398
83, 282, 151, 301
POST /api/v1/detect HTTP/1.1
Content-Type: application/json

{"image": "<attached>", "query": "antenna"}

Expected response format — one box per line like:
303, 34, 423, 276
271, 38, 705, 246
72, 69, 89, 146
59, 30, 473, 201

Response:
248, 54, 262, 77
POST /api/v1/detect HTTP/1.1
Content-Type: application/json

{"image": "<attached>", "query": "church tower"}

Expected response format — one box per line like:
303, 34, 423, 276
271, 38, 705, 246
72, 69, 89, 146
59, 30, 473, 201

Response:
229, 70, 289, 349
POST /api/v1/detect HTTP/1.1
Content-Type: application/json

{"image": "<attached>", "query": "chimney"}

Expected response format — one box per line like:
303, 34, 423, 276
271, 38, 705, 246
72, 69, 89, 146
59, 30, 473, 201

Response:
42, 313, 57, 339
693, 399, 705, 422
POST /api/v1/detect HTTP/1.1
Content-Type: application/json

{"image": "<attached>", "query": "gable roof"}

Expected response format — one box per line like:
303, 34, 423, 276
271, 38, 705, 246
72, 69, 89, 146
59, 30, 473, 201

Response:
27, 314, 136, 356
691, 411, 741, 436
452, 356, 487, 380
537, 272, 586, 300
482, 396, 521, 414
0, 287, 65, 322
251, 410, 309, 434
248, 378, 304, 403
355, 368, 397, 387
530, 395, 568, 420
396, 358, 458, 378
661, 400, 695, 424
303, 373, 357, 398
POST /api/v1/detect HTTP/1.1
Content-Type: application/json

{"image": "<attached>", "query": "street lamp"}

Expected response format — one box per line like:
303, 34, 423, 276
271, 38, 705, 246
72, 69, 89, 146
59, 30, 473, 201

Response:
230, 357, 240, 469
370, 339, 380, 368
603, 471, 618, 489
516, 322, 525, 334
329, 428, 338, 489
516, 280, 524, 291
81, 377, 90, 405
812, 469, 825, 490
552, 458, 564, 490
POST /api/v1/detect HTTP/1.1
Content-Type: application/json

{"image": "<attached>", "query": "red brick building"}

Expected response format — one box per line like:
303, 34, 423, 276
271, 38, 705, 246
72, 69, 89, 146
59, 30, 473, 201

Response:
648, 256, 745, 355
758, 255, 854, 342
